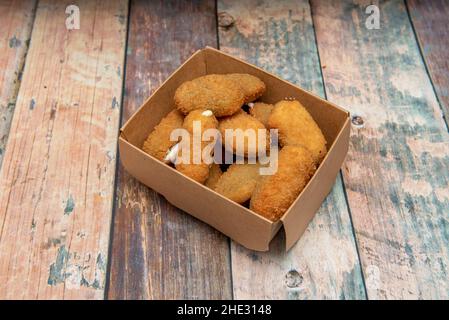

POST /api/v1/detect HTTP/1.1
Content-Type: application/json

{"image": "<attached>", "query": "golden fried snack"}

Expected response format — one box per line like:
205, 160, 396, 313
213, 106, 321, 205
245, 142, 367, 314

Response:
214, 163, 261, 204
174, 74, 245, 117
142, 109, 184, 161
225, 73, 266, 103
175, 150, 210, 183
248, 102, 274, 127
250, 145, 316, 221
218, 110, 269, 157
205, 164, 223, 189
175, 109, 218, 184
182, 109, 218, 133
268, 100, 327, 164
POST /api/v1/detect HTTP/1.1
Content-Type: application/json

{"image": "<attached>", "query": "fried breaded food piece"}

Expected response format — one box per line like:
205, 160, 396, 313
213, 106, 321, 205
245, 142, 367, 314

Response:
182, 109, 218, 134
214, 163, 261, 204
268, 100, 327, 164
205, 164, 223, 189
174, 74, 245, 117
218, 110, 269, 157
175, 109, 219, 184
175, 148, 210, 183
248, 102, 274, 127
250, 145, 316, 221
142, 109, 184, 161
225, 73, 266, 103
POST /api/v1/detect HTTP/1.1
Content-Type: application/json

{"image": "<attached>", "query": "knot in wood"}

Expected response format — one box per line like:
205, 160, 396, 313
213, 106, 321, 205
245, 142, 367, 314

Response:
285, 269, 303, 288
218, 12, 235, 28
351, 114, 364, 127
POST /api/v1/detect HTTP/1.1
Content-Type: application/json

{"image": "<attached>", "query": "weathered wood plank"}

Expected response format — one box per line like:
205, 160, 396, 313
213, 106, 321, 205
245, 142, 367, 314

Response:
0, 0, 128, 299
218, 0, 366, 299
407, 0, 449, 126
312, 0, 449, 299
107, 0, 232, 300
0, 0, 36, 166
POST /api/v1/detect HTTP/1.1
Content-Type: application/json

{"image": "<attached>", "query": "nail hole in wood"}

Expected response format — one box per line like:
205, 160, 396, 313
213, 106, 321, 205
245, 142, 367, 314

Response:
285, 269, 303, 288
218, 12, 235, 28
351, 114, 364, 127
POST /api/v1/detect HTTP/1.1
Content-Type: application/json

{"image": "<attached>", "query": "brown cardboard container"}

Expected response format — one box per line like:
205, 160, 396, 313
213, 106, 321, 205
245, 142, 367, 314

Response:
119, 47, 350, 251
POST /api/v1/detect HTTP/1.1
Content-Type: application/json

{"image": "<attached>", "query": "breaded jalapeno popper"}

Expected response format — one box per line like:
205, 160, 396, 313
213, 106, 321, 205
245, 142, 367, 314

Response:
268, 100, 327, 164
174, 74, 245, 117
218, 110, 269, 157
214, 163, 262, 204
204, 163, 223, 189
248, 102, 274, 127
250, 145, 316, 221
175, 109, 218, 184
142, 109, 184, 161
225, 73, 266, 103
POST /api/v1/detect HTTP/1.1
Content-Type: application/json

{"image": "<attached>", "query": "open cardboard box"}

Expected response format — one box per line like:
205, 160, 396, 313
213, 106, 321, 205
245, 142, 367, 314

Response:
119, 47, 350, 251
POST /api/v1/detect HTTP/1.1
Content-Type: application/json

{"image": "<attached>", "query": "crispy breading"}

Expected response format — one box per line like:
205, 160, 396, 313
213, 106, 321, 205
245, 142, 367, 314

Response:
218, 110, 269, 157
248, 102, 274, 127
268, 100, 327, 164
174, 74, 245, 117
175, 136, 211, 184
175, 109, 219, 184
182, 109, 218, 134
175, 156, 210, 183
142, 109, 184, 161
214, 163, 261, 204
250, 145, 316, 221
225, 73, 266, 103
205, 164, 223, 189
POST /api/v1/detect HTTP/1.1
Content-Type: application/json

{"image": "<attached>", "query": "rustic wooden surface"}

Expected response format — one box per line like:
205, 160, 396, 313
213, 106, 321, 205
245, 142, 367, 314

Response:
0, 0, 36, 166
107, 0, 232, 300
407, 0, 449, 125
312, 0, 449, 299
218, 0, 366, 299
0, 0, 127, 299
0, 0, 448, 300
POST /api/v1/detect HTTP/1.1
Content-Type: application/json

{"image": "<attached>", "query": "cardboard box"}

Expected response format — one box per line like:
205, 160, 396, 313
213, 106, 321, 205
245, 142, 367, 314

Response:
119, 47, 350, 251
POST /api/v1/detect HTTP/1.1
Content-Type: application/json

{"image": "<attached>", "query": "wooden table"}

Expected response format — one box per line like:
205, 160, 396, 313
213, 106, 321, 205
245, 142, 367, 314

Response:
0, 0, 448, 300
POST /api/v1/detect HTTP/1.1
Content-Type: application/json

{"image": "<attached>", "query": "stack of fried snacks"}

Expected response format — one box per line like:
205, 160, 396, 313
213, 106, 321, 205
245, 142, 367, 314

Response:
142, 73, 327, 221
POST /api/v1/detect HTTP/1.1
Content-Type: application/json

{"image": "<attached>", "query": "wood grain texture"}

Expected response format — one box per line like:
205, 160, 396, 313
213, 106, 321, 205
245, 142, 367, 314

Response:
218, 0, 366, 299
107, 0, 232, 300
0, 0, 127, 299
312, 0, 449, 299
407, 0, 449, 126
0, 0, 36, 166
